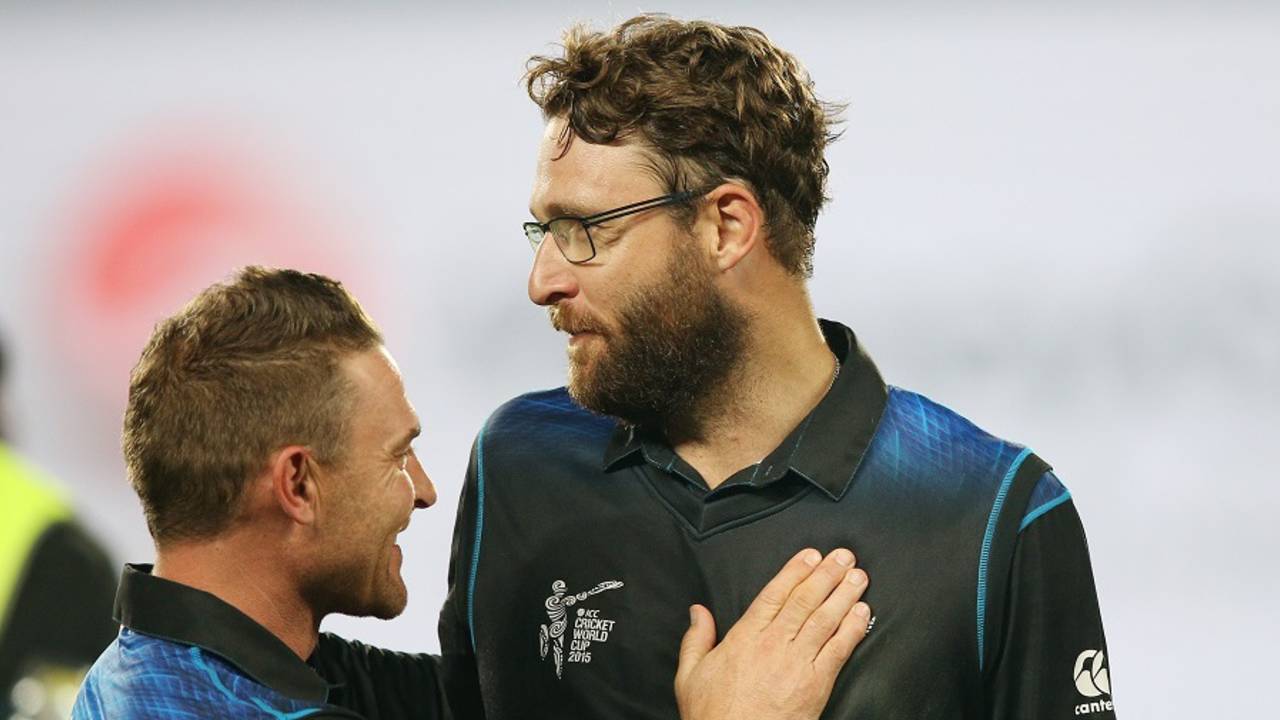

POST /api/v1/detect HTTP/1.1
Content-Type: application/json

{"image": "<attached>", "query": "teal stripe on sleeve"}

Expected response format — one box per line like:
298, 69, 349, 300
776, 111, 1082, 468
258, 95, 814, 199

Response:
1019, 491, 1072, 532
467, 421, 489, 651
976, 446, 1032, 672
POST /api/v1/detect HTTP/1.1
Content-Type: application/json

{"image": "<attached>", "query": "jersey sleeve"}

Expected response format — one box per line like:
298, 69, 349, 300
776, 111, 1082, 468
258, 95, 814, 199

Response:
436, 436, 486, 720
986, 472, 1117, 719
311, 634, 442, 720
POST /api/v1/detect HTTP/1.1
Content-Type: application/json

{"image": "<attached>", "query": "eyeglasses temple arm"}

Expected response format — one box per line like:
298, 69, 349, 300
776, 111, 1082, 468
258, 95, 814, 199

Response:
581, 190, 699, 226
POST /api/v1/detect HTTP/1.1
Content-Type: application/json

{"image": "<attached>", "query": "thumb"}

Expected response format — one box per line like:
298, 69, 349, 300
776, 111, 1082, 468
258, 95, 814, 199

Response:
675, 605, 716, 688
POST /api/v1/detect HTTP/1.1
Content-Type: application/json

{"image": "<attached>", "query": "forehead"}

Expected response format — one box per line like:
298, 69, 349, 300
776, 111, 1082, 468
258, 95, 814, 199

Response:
343, 347, 418, 429
530, 118, 662, 215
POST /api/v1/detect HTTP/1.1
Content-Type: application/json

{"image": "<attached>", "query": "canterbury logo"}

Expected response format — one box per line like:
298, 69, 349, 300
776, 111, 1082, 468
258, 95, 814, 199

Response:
1073, 649, 1111, 698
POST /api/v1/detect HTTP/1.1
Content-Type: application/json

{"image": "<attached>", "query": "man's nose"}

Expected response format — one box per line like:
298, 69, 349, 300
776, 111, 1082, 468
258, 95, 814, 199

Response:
528, 236, 579, 306
408, 452, 436, 509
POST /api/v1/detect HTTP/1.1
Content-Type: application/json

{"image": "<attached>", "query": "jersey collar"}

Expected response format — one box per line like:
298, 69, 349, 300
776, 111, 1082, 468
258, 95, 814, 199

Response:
113, 563, 334, 703
602, 319, 889, 501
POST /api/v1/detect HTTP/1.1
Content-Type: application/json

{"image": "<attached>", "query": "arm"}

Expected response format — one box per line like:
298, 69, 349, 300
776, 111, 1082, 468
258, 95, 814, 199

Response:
986, 473, 1116, 718
311, 635, 443, 720
674, 548, 873, 720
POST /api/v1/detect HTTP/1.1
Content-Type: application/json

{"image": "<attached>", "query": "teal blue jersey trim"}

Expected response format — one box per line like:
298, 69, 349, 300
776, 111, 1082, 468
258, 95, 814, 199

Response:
467, 420, 490, 651
976, 446, 1032, 671
1019, 490, 1072, 533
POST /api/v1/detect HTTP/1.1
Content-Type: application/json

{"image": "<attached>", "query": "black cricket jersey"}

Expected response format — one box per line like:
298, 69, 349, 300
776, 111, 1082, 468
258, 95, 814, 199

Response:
437, 320, 1116, 719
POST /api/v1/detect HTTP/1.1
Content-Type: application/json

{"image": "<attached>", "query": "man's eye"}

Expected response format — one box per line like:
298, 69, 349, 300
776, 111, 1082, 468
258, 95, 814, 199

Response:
588, 224, 620, 244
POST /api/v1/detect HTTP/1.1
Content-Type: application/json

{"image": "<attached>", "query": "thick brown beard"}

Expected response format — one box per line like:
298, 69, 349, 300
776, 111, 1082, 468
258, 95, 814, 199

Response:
565, 240, 748, 438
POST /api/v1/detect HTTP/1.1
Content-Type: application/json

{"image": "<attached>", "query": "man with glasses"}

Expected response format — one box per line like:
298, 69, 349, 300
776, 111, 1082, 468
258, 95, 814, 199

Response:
437, 14, 1116, 720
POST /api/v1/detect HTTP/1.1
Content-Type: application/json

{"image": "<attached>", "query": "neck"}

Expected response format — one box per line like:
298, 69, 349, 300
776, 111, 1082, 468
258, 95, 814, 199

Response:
669, 297, 835, 490
153, 530, 321, 660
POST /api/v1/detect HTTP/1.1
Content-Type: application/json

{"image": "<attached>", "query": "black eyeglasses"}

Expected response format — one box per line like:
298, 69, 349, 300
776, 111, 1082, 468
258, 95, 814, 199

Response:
523, 189, 703, 264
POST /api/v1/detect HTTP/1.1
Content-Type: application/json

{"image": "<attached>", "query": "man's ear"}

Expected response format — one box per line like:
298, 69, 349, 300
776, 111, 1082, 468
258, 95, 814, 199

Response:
702, 181, 765, 273
269, 445, 319, 526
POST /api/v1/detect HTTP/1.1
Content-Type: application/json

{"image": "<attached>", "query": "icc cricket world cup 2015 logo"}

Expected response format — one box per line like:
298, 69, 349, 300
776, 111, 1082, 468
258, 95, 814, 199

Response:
538, 579, 624, 679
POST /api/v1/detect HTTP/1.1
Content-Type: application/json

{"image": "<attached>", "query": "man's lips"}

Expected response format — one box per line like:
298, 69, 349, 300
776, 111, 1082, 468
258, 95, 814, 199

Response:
549, 307, 605, 338
558, 323, 604, 335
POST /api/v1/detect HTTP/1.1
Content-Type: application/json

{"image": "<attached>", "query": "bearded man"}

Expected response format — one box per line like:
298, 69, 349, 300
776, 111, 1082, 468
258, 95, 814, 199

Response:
436, 14, 1116, 720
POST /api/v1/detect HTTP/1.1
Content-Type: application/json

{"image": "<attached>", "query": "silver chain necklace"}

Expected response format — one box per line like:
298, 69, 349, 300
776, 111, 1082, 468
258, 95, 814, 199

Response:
825, 351, 842, 394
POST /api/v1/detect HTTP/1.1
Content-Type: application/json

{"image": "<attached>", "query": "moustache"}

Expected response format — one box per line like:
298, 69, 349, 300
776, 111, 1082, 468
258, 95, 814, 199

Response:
549, 306, 607, 336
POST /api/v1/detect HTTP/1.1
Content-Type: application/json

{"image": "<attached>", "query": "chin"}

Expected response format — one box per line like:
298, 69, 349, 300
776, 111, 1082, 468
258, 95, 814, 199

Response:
566, 361, 591, 397
335, 569, 409, 620
367, 600, 407, 621
565, 373, 598, 413
363, 583, 409, 620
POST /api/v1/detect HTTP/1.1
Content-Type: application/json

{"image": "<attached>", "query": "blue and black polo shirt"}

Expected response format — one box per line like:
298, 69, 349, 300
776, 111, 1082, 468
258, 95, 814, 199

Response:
74, 565, 444, 720
437, 319, 1117, 719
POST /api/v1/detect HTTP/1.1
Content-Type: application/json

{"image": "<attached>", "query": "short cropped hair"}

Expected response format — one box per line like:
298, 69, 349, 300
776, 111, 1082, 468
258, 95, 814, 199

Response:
123, 266, 382, 544
526, 14, 843, 277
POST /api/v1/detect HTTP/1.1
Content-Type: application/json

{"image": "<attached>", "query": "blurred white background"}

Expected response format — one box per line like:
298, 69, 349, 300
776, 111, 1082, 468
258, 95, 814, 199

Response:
1, 2, 1276, 716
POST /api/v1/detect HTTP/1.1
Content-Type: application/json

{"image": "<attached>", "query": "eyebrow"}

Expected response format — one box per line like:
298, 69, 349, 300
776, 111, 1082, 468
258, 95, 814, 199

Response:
392, 425, 422, 453
530, 201, 590, 221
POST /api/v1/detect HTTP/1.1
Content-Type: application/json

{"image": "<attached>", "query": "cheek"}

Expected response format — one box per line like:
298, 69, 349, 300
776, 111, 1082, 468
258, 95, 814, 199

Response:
578, 280, 630, 331
395, 471, 416, 506
581, 247, 646, 300
379, 469, 415, 518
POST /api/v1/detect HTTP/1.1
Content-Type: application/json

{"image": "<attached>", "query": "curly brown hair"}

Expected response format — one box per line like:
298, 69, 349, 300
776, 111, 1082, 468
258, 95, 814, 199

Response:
526, 14, 843, 277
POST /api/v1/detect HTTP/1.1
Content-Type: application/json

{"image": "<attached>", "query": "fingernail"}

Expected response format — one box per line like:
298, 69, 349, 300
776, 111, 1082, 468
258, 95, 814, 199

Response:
846, 569, 865, 586
689, 607, 698, 626
802, 549, 821, 567
833, 549, 854, 567
854, 602, 871, 618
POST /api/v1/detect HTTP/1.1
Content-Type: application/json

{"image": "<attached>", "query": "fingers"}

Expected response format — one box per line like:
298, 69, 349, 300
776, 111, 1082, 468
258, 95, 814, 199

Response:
675, 604, 717, 690
735, 548, 823, 633
771, 548, 857, 639
813, 601, 872, 677
793, 566, 868, 659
